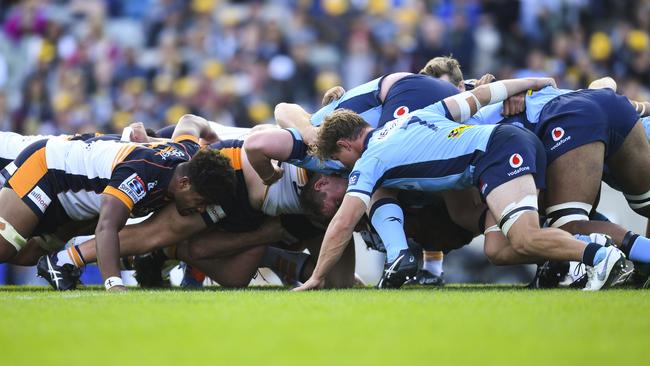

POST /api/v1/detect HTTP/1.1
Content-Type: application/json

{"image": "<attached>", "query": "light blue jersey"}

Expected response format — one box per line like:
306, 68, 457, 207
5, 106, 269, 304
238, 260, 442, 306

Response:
311, 77, 382, 127
467, 86, 573, 131
347, 104, 497, 206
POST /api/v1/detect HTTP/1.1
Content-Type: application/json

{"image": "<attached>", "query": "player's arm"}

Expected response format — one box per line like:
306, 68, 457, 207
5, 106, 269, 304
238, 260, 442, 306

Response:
443, 77, 556, 123
294, 195, 366, 291
95, 194, 131, 292
244, 129, 294, 185
172, 114, 218, 144
274, 103, 318, 145
75, 204, 209, 263
322, 86, 345, 105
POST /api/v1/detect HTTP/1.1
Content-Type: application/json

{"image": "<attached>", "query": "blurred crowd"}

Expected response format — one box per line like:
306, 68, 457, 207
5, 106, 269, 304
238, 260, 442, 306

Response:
0, 0, 650, 136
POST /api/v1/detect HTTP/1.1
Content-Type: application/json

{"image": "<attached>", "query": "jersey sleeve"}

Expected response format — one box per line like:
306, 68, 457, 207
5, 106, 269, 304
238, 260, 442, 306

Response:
284, 128, 347, 174
104, 167, 148, 211
310, 102, 337, 126
170, 135, 200, 157
420, 101, 453, 120
346, 156, 386, 207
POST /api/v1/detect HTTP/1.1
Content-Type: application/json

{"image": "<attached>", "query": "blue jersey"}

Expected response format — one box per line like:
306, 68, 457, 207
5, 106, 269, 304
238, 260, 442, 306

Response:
467, 86, 573, 131
346, 104, 497, 206
311, 77, 383, 127
298, 74, 459, 174
642, 116, 650, 141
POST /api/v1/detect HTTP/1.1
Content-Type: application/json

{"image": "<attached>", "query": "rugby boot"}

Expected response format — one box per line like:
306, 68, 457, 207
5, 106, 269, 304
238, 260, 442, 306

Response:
377, 248, 418, 289
133, 250, 167, 288
528, 261, 569, 289
405, 269, 445, 286
37, 253, 81, 291
583, 246, 626, 291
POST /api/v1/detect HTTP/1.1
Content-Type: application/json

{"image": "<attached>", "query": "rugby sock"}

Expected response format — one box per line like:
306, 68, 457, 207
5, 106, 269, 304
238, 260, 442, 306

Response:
422, 251, 443, 276
261, 246, 310, 283
621, 231, 650, 263
582, 243, 606, 267
55, 246, 86, 268
370, 198, 408, 263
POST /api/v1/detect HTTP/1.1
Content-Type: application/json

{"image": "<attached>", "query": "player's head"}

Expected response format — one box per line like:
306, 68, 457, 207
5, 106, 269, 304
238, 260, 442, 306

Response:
172, 149, 236, 216
419, 56, 465, 91
314, 109, 370, 168
300, 173, 348, 219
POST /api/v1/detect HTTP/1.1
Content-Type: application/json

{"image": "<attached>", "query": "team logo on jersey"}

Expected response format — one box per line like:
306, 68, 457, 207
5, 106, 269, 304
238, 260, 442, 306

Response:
349, 171, 361, 186
509, 153, 523, 168
28, 186, 51, 213
551, 127, 565, 142
119, 173, 147, 203
447, 125, 474, 138
393, 106, 409, 118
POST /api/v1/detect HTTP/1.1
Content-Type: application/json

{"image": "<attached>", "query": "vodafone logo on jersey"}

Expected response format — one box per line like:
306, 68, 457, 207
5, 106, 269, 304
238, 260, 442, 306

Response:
509, 153, 523, 168
393, 106, 409, 118
551, 127, 565, 142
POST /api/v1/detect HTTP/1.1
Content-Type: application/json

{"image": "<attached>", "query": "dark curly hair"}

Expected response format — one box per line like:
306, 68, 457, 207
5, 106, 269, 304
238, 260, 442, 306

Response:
187, 149, 236, 204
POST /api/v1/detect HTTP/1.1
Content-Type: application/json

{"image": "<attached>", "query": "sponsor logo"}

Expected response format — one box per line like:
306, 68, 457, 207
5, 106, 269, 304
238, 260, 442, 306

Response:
550, 135, 571, 151
156, 146, 185, 160
507, 165, 531, 177
480, 181, 488, 195
447, 125, 474, 138
349, 171, 361, 186
509, 153, 523, 168
147, 181, 158, 190
28, 186, 51, 213
393, 106, 409, 118
119, 173, 147, 203
551, 127, 565, 142
386, 217, 403, 224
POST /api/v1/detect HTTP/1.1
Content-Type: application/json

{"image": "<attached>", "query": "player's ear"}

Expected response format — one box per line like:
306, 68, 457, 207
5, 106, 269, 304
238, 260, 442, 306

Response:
178, 176, 191, 190
314, 176, 328, 191
336, 139, 351, 151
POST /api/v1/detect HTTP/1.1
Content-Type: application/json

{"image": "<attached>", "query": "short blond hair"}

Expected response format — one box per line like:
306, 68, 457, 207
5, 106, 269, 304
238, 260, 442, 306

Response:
314, 109, 369, 160
419, 56, 464, 87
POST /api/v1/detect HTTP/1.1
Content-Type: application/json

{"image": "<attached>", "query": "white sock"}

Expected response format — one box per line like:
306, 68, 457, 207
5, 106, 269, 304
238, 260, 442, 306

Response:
55, 249, 74, 267
422, 251, 443, 276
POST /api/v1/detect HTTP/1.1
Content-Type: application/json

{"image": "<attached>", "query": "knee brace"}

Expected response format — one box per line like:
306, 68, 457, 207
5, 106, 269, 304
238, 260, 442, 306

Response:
497, 195, 538, 237
545, 202, 592, 228
0, 217, 27, 251
624, 190, 650, 210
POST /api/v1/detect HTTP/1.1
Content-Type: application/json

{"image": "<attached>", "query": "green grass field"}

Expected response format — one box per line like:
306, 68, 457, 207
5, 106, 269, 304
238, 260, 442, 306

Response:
1, 286, 647, 366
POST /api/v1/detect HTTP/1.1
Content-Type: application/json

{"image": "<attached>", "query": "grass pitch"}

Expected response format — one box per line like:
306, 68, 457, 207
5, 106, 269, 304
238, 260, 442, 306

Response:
0, 286, 646, 366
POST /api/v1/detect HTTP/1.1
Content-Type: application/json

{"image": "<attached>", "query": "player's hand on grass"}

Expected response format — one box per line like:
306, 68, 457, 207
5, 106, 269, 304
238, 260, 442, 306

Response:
502, 93, 526, 116
262, 165, 284, 186
475, 73, 496, 86
322, 86, 345, 105
293, 277, 324, 291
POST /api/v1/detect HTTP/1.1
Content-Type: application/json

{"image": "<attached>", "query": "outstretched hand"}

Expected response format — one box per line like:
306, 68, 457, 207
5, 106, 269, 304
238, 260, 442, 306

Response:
292, 277, 325, 291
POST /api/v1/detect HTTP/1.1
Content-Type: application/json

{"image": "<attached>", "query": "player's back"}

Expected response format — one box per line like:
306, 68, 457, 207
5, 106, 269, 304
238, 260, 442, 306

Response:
359, 108, 497, 192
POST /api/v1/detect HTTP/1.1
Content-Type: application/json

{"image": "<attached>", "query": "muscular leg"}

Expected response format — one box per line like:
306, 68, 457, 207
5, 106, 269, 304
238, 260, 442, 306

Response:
482, 210, 540, 265
486, 175, 586, 262
176, 243, 267, 288
0, 188, 39, 262
545, 142, 629, 243
606, 121, 650, 217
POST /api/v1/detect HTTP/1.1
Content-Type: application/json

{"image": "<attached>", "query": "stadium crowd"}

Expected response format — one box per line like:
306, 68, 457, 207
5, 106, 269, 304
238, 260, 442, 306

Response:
0, 0, 649, 136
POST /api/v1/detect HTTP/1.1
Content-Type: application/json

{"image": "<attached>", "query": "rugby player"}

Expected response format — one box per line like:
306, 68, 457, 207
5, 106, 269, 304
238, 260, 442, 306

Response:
0, 114, 236, 291
38, 135, 356, 290
294, 77, 626, 291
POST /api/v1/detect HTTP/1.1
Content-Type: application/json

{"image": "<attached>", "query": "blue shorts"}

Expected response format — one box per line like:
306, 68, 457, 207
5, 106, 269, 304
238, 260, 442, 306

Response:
538, 88, 638, 163
2, 139, 71, 235
474, 124, 547, 198
378, 74, 459, 127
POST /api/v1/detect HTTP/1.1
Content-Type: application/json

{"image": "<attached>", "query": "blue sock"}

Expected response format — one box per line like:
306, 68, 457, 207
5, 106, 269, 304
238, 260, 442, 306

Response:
629, 236, 650, 263
370, 199, 408, 263
582, 243, 606, 266
574, 234, 591, 244
593, 247, 607, 266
